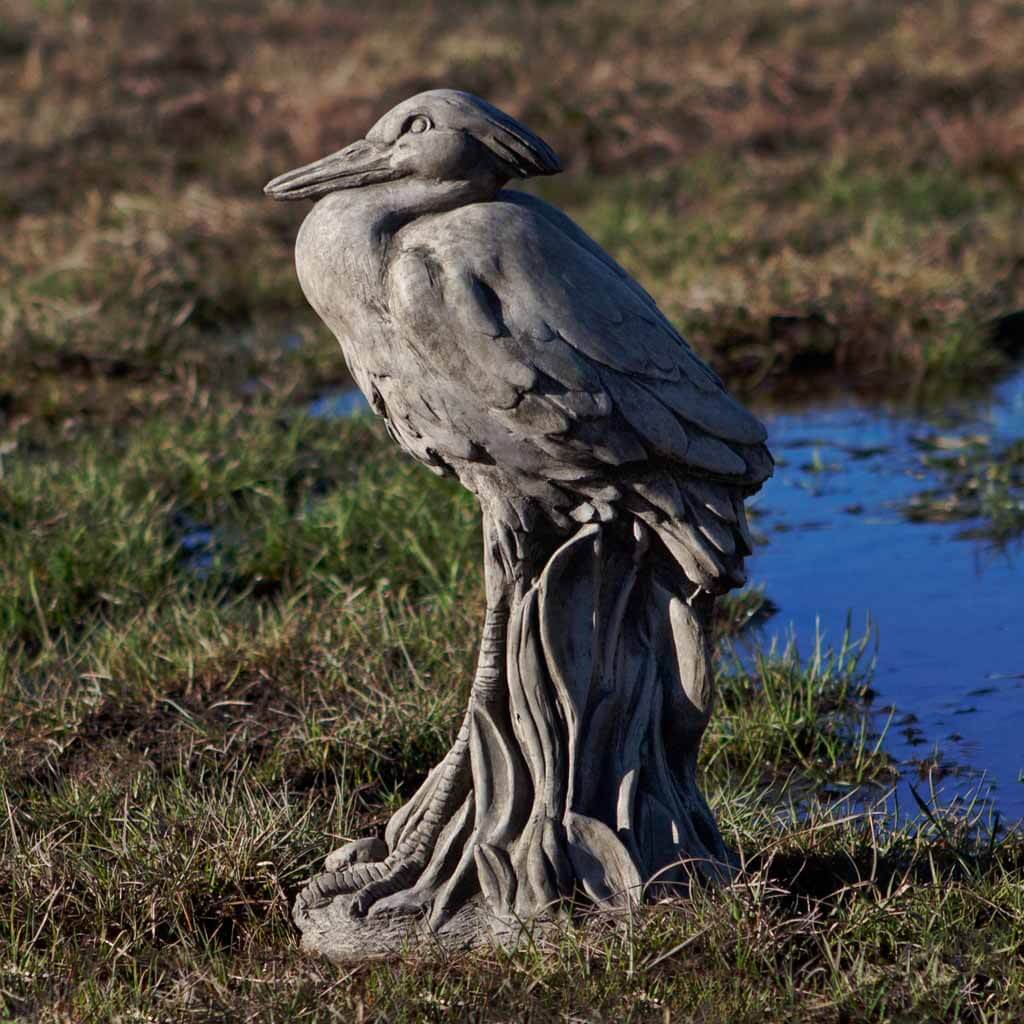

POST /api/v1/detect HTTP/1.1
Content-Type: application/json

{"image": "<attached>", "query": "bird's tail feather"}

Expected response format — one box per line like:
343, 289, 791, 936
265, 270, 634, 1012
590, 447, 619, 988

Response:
631, 473, 752, 592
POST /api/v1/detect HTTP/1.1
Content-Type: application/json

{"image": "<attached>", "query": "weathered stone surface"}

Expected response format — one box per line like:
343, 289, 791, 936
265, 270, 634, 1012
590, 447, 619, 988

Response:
266, 89, 772, 960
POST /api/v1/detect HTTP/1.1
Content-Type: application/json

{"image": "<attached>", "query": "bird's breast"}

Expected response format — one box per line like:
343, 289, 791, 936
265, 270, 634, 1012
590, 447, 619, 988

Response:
294, 195, 397, 386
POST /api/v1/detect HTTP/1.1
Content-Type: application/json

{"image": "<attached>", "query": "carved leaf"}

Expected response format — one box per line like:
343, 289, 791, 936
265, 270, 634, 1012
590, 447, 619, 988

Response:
469, 704, 531, 847
668, 596, 712, 717
541, 817, 575, 898
475, 843, 517, 918
636, 793, 687, 889
565, 811, 643, 908
538, 524, 601, 726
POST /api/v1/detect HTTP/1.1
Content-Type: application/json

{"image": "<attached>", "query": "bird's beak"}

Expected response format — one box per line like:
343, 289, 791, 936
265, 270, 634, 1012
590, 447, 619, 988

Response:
264, 140, 400, 201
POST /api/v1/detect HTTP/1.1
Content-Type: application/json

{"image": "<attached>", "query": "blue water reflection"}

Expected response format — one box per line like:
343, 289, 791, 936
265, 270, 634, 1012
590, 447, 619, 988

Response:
748, 368, 1024, 821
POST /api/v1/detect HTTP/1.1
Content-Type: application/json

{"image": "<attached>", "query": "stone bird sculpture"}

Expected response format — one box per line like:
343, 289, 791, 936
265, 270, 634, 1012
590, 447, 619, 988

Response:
266, 89, 772, 957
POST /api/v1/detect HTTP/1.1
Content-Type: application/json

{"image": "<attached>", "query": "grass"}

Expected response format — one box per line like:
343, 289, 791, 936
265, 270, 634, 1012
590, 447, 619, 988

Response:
2, 0, 1024, 1019
713, 584, 777, 640
905, 433, 1024, 542
3, 407, 1023, 1022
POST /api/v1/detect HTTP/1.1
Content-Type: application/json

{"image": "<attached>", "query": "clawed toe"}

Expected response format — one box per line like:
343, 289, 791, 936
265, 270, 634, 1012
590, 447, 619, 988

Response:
324, 836, 389, 872
365, 888, 431, 920
298, 874, 339, 912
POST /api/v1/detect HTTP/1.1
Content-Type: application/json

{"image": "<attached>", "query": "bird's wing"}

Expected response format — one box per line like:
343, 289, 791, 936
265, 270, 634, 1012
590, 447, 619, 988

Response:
386, 197, 772, 591
389, 195, 770, 485
496, 190, 722, 383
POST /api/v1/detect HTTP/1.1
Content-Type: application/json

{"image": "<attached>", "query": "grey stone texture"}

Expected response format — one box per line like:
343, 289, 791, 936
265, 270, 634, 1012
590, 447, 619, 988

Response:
266, 89, 772, 961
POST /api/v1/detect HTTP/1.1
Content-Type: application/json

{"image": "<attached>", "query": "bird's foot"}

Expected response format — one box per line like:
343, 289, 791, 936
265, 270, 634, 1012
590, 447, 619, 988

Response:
295, 851, 426, 919
346, 856, 422, 918
295, 836, 388, 911
362, 882, 433, 920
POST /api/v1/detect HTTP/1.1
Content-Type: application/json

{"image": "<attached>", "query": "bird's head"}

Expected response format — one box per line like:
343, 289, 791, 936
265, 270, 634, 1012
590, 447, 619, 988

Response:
265, 89, 561, 202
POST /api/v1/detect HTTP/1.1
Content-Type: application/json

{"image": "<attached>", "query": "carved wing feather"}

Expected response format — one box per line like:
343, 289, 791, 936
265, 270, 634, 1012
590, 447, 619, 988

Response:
390, 195, 770, 491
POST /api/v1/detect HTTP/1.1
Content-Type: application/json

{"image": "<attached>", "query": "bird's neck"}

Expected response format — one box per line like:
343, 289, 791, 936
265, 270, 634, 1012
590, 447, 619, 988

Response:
296, 176, 501, 381
305, 177, 500, 287
365, 176, 503, 239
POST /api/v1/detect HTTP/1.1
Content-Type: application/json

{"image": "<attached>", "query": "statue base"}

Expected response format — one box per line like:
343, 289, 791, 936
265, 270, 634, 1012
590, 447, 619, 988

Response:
293, 891, 564, 962
291, 523, 735, 957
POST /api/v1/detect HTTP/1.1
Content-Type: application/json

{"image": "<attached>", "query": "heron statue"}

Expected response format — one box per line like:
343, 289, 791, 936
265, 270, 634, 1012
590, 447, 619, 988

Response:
266, 89, 772, 956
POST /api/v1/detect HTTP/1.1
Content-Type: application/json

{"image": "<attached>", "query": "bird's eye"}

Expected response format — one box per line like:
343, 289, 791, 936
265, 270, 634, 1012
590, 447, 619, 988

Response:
407, 115, 432, 135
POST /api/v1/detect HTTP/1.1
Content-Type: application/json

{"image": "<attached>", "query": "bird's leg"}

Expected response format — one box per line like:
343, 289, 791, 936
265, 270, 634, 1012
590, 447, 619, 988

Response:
295, 513, 515, 919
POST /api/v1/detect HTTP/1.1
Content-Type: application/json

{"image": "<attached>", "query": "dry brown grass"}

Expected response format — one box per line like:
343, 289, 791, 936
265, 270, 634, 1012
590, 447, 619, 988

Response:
2, 0, 1023, 442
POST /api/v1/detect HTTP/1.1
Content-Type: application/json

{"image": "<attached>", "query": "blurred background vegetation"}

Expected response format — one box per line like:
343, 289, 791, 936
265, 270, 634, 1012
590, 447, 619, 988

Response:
3, 0, 1023, 444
